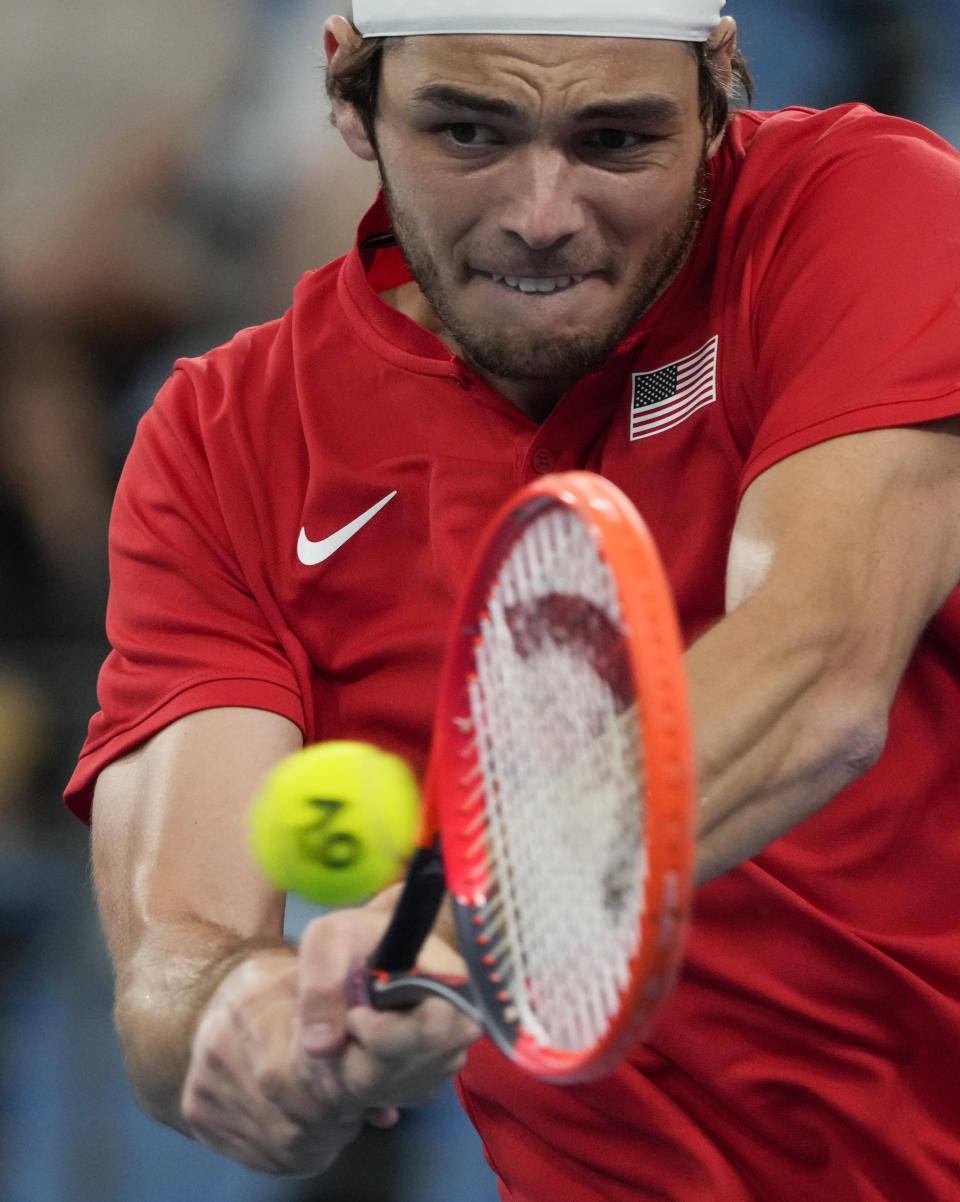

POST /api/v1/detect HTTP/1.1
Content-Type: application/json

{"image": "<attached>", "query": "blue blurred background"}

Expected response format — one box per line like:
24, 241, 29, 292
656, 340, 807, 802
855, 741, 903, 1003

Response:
2, 2, 958, 1199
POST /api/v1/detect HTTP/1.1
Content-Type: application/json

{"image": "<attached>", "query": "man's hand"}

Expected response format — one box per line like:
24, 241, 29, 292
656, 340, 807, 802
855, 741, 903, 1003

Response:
181, 892, 482, 1176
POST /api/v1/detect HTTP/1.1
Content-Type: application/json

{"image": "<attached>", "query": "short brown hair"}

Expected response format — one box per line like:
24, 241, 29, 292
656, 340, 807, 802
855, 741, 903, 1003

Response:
326, 32, 754, 148
696, 32, 753, 140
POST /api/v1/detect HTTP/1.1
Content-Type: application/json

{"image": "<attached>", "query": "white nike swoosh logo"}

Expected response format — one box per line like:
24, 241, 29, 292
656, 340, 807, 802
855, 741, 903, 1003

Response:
297, 491, 398, 566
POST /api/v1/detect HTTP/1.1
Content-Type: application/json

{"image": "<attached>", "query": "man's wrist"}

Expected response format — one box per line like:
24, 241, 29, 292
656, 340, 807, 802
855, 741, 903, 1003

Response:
191, 934, 297, 1028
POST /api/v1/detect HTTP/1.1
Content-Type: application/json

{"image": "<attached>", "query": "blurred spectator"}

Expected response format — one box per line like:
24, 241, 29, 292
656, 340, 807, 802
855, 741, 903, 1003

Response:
805, 0, 929, 119
0, 3, 390, 1199
734, 0, 960, 146
0, 0, 376, 767
0, 666, 47, 845
1, 0, 251, 646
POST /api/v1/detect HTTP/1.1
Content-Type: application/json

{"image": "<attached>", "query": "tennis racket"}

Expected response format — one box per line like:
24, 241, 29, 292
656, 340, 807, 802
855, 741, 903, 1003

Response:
349, 471, 695, 1083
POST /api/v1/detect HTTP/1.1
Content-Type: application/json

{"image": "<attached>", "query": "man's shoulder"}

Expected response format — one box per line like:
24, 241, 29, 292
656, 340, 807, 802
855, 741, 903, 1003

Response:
180, 259, 346, 382
156, 257, 349, 417
710, 103, 960, 247
727, 103, 960, 172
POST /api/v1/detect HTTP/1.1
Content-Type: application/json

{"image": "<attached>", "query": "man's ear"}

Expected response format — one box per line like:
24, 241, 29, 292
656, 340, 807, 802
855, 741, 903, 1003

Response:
707, 16, 738, 86
705, 16, 738, 159
324, 15, 378, 162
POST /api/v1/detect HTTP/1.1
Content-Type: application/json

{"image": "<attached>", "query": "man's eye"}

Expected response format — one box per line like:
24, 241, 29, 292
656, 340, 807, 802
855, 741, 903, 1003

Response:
442, 123, 499, 147
584, 129, 647, 151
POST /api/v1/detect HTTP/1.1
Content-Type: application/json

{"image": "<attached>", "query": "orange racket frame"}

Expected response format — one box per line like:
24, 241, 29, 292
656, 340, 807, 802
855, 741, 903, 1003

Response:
358, 472, 695, 1082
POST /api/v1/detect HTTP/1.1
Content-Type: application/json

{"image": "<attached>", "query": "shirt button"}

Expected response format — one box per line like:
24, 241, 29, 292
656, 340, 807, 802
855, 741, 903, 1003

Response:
532, 448, 555, 474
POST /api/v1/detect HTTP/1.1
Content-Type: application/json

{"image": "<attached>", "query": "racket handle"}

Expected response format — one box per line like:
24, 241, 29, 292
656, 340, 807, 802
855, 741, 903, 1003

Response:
368, 842, 447, 972
347, 838, 485, 1027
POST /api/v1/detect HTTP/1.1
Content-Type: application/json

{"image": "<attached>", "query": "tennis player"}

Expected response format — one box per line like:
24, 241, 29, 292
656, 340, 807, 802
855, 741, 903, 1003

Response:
67, 2, 960, 1198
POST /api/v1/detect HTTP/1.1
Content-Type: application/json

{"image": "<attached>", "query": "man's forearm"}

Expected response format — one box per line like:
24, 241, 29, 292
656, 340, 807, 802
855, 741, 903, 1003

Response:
114, 917, 295, 1133
687, 595, 887, 885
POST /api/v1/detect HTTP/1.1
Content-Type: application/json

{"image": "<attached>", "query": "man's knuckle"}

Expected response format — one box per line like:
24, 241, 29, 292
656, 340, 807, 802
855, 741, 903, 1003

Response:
181, 1087, 215, 1131
271, 1118, 308, 1162
255, 1065, 286, 1099
417, 1001, 461, 1046
200, 1043, 231, 1077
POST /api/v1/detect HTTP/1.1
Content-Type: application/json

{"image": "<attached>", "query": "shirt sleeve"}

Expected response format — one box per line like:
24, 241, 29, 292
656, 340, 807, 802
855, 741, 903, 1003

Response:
731, 108, 960, 496
64, 367, 306, 823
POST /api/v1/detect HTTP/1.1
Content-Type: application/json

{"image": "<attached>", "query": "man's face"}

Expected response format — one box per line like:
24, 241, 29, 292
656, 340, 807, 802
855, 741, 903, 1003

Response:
372, 34, 713, 391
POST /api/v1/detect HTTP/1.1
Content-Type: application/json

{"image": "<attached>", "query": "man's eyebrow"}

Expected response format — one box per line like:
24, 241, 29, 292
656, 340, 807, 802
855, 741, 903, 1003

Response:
573, 97, 685, 124
409, 86, 685, 126
411, 85, 520, 119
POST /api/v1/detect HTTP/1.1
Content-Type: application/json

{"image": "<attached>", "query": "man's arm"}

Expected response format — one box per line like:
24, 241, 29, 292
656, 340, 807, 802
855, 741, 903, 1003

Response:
91, 706, 480, 1175
690, 419, 960, 883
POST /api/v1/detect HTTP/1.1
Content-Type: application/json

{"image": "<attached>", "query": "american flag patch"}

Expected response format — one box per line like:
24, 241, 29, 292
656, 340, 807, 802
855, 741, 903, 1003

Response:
630, 335, 719, 441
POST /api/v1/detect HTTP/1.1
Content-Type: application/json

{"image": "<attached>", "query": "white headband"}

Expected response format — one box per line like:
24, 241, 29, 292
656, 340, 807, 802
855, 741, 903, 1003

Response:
352, 0, 726, 42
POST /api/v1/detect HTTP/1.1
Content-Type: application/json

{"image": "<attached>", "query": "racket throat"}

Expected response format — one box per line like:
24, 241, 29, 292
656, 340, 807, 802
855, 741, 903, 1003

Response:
365, 968, 483, 1026
359, 839, 484, 1025
451, 898, 524, 1057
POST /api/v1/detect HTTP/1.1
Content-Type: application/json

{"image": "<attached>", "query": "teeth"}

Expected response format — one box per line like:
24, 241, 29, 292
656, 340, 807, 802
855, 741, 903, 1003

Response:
494, 274, 582, 294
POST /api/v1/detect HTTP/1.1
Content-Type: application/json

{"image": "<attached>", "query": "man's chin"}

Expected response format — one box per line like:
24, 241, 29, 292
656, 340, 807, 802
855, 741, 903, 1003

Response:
455, 329, 622, 386
445, 273, 669, 383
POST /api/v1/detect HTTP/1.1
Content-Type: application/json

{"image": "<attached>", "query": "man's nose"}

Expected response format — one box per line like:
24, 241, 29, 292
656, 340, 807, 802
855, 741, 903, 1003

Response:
498, 148, 586, 253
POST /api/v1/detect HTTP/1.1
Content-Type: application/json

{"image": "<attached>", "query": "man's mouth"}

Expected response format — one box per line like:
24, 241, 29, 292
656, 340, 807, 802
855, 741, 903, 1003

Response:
487, 273, 586, 294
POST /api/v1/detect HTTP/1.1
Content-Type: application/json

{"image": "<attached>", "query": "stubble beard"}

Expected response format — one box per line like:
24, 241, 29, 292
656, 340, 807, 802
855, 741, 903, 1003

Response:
381, 161, 709, 389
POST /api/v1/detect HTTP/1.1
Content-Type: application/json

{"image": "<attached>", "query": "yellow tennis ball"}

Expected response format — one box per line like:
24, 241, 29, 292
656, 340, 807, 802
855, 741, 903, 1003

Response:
249, 741, 420, 907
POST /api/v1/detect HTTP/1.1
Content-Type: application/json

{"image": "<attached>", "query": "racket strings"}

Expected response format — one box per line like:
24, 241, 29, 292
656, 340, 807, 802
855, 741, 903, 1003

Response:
468, 505, 647, 1054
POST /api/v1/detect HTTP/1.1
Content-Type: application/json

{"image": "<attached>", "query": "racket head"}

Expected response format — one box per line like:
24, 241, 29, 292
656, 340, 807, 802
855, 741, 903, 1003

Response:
433, 472, 695, 1082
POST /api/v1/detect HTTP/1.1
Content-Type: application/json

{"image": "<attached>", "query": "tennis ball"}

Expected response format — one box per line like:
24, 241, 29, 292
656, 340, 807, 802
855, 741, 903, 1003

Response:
249, 741, 420, 907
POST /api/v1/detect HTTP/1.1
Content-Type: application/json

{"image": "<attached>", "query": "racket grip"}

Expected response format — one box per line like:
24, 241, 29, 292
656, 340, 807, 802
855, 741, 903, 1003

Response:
349, 839, 483, 1025
368, 842, 447, 973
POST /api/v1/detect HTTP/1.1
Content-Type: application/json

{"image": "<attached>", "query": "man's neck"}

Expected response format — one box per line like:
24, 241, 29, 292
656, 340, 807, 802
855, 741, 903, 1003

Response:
378, 280, 565, 423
